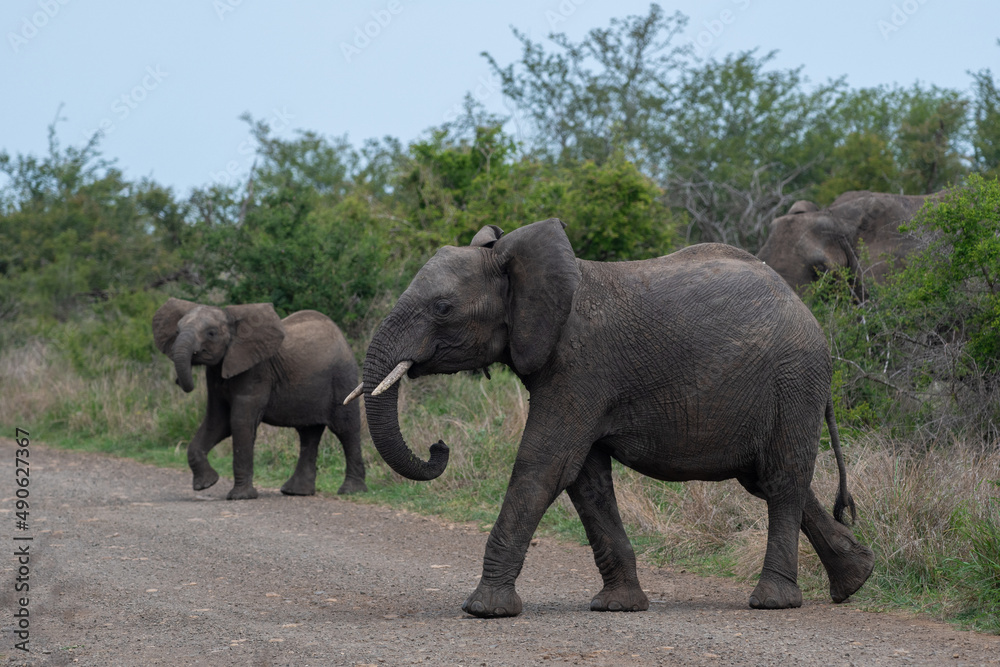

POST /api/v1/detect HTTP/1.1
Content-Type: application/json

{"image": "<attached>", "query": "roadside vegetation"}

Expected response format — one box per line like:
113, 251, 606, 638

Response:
2, 5, 998, 634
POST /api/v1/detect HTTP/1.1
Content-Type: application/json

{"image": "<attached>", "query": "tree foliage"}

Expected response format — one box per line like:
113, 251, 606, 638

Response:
482, 5, 690, 168
804, 175, 1000, 440
483, 4, 994, 252
970, 65, 1000, 177
897, 174, 1000, 373
0, 122, 184, 320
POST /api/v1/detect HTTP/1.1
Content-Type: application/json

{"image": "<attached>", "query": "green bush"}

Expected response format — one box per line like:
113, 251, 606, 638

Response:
0, 131, 186, 321
896, 174, 1000, 374
805, 175, 1000, 441
43, 290, 163, 377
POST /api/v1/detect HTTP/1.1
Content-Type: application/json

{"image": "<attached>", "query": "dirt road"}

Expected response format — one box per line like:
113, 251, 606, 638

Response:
1, 439, 998, 666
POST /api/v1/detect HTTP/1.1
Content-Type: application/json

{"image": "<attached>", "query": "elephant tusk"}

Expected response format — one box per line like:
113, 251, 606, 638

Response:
372, 360, 414, 397
343, 382, 364, 405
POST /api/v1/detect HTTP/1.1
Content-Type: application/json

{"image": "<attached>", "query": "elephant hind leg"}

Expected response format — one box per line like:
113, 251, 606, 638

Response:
801, 488, 874, 603
745, 467, 807, 610
330, 402, 367, 494
281, 424, 324, 496
566, 448, 648, 613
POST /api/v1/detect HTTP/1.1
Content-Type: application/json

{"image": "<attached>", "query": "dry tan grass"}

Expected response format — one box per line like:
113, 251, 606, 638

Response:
849, 434, 1000, 576
613, 430, 1000, 598
0, 339, 65, 426
0, 339, 203, 442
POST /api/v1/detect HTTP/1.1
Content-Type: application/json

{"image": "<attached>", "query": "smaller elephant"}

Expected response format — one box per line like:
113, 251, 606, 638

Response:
152, 298, 366, 500
757, 190, 935, 294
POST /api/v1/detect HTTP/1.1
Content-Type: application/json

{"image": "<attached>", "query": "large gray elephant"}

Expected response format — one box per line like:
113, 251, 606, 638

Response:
352, 219, 874, 618
757, 190, 933, 294
152, 298, 366, 500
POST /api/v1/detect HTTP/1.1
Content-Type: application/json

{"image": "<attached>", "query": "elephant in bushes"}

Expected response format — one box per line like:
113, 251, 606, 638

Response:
152, 298, 366, 500
757, 190, 934, 294
352, 218, 874, 617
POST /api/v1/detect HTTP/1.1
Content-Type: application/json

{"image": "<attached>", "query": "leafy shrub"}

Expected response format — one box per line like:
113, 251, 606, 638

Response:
46, 290, 163, 377
806, 175, 1000, 441
0, 130, 185, 320
896, 174, 1000, 375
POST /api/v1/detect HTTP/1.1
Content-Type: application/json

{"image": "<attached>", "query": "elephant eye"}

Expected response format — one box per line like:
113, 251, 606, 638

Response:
433, 300, 453, 317
206, 328, 217, 339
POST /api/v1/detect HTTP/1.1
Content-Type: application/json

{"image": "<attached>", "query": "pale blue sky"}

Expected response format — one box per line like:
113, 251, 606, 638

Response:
3, 1, 998, 195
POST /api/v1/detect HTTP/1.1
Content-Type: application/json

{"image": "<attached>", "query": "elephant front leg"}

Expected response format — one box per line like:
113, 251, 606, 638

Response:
227, 403, 261, 500
187, 413, 231, 492
800, 488, 874, 603
566, 449, 648, 612
463, 455, 580, 618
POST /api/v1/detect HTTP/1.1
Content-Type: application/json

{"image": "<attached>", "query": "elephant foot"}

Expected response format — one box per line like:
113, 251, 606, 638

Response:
590, 583, 649, 612
192, 468, 219, 491
280, 476, 317, 496
226, 484, 259, 500
336, 476, 368, 495
749, 575, 802, 610
462, 583, 522, 618
804, 510, 876, 603
829, 542, 875, 603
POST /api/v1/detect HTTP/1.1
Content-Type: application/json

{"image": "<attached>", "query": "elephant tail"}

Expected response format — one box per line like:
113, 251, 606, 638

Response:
827, 397, 858, 525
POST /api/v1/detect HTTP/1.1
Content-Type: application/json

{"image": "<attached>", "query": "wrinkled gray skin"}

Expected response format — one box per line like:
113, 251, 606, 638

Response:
152, 299, 366, 500
361, 219, 875, 618
757, 191, 932, 295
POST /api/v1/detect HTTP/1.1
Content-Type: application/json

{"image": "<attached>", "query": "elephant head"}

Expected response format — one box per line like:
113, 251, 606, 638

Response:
359, 218, 581, 481
757, 191, 929, 293
152, 298, 285, 392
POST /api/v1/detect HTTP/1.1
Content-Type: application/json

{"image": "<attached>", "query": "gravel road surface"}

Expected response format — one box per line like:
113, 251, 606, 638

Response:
2, 439, 998, 666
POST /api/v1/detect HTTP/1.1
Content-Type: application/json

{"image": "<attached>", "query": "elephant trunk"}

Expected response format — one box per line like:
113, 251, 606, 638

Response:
171, 329, 197, 393
363, 335, 449, 481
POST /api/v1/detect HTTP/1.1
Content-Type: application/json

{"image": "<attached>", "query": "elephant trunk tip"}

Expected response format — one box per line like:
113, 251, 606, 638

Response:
423, 440, 450, 480
389, 440, 450, 481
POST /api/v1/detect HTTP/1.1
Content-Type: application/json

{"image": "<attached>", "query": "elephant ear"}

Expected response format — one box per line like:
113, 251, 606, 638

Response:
222, 303, 285, 379
494, 218, 581, 376
152, 297, 199, 354
787, 200, 819, 215
470, 224, 504, 248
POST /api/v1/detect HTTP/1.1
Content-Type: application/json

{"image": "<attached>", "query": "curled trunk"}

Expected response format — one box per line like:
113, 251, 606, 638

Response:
363, 347, 449, 481
171, 330, 196, 393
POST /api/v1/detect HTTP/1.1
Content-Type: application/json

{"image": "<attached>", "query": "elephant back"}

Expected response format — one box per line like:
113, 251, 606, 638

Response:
278, 310, 357, 385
